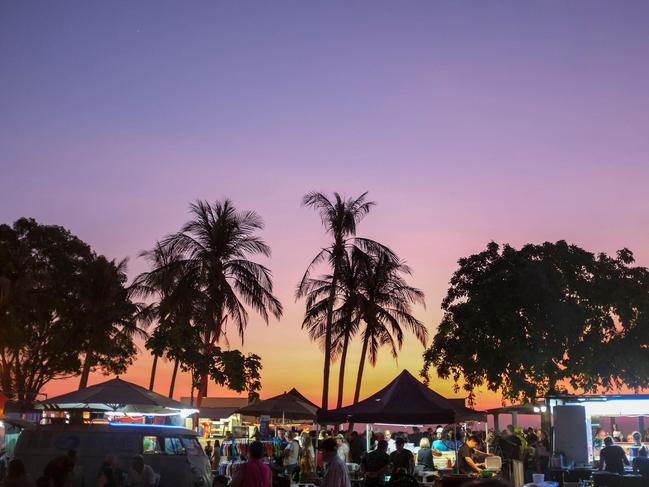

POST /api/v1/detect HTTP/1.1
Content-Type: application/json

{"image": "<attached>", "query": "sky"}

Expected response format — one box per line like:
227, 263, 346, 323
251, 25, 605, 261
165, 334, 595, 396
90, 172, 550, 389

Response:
2, 1, 649, 410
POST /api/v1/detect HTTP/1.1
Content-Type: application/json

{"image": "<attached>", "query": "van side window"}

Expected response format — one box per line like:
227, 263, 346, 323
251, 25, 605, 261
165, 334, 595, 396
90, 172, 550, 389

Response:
180, 436, 203, 456
142, 435, 161, 454
164, 437, 186, 455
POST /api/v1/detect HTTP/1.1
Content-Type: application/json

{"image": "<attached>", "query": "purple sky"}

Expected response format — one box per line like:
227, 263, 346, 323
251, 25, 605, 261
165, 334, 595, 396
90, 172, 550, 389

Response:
2, 1, 649, 406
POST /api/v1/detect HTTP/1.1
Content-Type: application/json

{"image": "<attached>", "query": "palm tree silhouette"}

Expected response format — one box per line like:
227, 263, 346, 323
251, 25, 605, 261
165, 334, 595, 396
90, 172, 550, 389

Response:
298, 192, 382, 410
351, 250, 427, 404
140, 199, 282, 406
301, 245, 426, 408
132, 241, 196, 394
301, 246, 366, 408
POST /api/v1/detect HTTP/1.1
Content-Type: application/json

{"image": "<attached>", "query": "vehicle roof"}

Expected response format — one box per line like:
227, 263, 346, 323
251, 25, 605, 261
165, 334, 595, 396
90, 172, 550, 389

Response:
27, 423, 197, 435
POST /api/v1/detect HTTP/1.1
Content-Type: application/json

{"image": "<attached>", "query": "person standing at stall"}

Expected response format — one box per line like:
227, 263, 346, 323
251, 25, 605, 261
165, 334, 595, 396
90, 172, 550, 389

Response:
317, 439, 351, 487
457, 435, 491, 474
300, 431, 316, 477
598, 437, 629, 475
283, 431, 301, 479
336, 435, 351, 463
361, 440, 390, 487
389, 438, 414, 476
349, 432, 366, 464
632, 447, 649, 479
205, 441, 214, 461
416, 438, 441, 470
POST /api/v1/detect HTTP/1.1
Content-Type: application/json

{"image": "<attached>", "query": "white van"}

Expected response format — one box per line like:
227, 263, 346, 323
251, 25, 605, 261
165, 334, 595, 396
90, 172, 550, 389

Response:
14, 423, 212, 487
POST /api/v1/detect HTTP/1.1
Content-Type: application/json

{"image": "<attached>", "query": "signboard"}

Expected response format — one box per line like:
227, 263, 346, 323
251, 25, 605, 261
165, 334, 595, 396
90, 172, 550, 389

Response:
259, 415, 271, 440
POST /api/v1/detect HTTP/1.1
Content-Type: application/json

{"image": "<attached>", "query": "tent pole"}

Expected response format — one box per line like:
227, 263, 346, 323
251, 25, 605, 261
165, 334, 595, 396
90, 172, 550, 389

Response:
366, 423, 371, 452
455, 422, 459, 474
485, 421, 489, 454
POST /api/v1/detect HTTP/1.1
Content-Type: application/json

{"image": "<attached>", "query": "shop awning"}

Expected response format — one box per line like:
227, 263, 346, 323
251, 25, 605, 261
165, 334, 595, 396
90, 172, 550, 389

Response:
318, 370, 469, 425
236, 390, 318, 421
547, 393, 649, 417
36, 377, 198, 416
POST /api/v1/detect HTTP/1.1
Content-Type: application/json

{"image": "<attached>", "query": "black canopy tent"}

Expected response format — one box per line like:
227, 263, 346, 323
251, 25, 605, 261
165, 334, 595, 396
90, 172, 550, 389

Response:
318, 370, 487, 473
318, 369, 483, 424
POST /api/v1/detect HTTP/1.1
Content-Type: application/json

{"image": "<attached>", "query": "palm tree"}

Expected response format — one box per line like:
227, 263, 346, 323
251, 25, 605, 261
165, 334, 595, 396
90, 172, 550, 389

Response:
132, 242, 187, 391
297, 192, 378, 411
351, 251, 428, 404
300, 248, 366, 408
159, 200, 283, 406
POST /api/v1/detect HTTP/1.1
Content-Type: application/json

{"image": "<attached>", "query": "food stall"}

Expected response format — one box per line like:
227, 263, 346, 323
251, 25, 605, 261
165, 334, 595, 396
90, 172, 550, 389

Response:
179, 396, 249, 440
548, 394, 649, 462
541, 394, 649, 486
319, 370, 491, 485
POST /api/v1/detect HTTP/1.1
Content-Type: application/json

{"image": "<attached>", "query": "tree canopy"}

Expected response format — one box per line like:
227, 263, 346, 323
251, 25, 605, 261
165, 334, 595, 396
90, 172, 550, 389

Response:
422, 241, 649, 403
0, 218, 140, 402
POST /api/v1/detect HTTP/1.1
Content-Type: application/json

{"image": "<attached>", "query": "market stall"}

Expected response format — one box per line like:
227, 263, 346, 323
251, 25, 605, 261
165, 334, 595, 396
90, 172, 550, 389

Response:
180, 396, 249, 439
319, 370, 490, 484
203, 389, 319, 482
541, 394, 649, 486
35, 377, 198, 425
548, 394, 649, 462
236, 389, 319, 423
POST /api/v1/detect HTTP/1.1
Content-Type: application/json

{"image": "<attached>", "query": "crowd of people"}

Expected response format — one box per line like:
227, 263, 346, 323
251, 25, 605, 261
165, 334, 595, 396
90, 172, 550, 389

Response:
0, 449, 160, 487
220, 434, 504, 487
208, 425, 506, 487
0, 424, 547, 487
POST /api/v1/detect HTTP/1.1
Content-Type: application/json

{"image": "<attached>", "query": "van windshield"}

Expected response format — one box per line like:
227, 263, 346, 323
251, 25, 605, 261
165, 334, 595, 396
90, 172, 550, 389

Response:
180, 436, 203, 456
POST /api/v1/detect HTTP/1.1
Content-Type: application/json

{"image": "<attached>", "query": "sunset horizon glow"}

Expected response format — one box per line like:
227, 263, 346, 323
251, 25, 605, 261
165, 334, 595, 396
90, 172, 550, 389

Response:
3, 1, 649, 413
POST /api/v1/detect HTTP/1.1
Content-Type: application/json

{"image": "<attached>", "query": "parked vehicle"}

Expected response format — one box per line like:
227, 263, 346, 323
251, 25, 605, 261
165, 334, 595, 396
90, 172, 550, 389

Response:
14, 422, 212, 486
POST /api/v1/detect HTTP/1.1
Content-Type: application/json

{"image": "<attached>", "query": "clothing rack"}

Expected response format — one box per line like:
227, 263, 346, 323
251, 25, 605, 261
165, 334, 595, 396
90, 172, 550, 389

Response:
219, 440, 281, 460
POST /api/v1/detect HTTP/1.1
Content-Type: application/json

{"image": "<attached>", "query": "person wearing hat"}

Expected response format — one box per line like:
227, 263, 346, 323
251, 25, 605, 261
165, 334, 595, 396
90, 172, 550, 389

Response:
317, 438, 351, 487
336, 434, 351, 463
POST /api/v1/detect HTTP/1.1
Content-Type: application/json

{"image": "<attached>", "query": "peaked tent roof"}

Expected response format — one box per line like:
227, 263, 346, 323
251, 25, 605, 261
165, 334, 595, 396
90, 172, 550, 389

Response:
318, 370, 481, 424
236, 390, 318, 421
36, 378, 197, 416
286, 388, 319, 409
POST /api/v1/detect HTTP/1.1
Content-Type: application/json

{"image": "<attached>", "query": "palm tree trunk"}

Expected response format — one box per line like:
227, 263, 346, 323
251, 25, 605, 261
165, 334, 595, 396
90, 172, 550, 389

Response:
168, 359, 180, 398
0, 351, 13, 398
149, 354, 159, 391
336, 331, 351, 408
353, 333, 369, 404
196, 367, 209, 409
78, 348, 93, 390
196, 316, 224, 409
321, 273, 338, 411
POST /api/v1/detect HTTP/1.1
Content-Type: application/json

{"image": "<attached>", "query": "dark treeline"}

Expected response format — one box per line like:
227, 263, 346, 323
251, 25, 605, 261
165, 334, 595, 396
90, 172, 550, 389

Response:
4, 194, 649, 408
